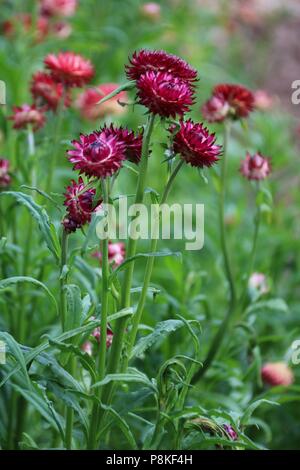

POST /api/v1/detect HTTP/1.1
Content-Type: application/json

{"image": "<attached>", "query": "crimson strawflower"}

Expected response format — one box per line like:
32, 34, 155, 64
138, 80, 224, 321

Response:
126, 49, 198, 85
75, 83, 127, 121
67, 129, 126, 179
262, 362, 294, 387
62, 177, 100, 232
202, 83, 254, 122
136, 71, 194, 118
170, 119, 222, 168
0, 159, 11, 188
102, 125, 143, 164
31, 71, 69, 111
44, 52, 94, 87
240, 152, 271, 180
40, 0, 78, 17
10, 104, 46, 131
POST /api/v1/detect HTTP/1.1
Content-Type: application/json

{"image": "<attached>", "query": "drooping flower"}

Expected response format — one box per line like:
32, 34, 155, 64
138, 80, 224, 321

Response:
202, 83, 254, 122
30, 71, 68, 111
248, 272, 269, 296
67, 129, 126, 179
140, 2, 161, 21
62, 177, 100, 233
44, 52, 94, 87
10, 104, 46, 131
170, 119, 222, 168
240, 152, 271, 180
102, 125, 143, 164
136, 71, 194, 118
0, 159, 11, 188
40, 0, 78, 17
262, 362, 294, 387
126, 49, 198, 85
75, 83, 127, 121
93, 241, 126, 267
223, 424, 238, 441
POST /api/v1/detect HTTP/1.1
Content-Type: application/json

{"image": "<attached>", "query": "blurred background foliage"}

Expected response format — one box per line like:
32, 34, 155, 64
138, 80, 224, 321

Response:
0, 0, 300, 449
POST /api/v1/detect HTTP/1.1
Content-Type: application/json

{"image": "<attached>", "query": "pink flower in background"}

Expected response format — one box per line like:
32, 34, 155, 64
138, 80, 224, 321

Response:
0, 159, 11, 188
10, 104, 46, 131
140, 2, 161, 21
248, 272, 269, 295
253, 89, 274, 111
92, 324, 114, 348
53, 21, 72, 38
262, 363, 294, 387
40, 0, 78, 17
240, 152, 271, 180
67, 129, 126, 179
93, 241, 126, 267
81, 341, 92, 356
126, 49, 198, 85
76, 84, 127, 121
202, 83, 254, 122
45, 52, 94, 87
62, 177, 100, 233
136, 71, 194, 118
170, 119, 222, 168
31, 72, 68, 111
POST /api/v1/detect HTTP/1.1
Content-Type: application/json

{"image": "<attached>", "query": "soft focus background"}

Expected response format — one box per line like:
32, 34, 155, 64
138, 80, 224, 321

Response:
1, 0, 300, 449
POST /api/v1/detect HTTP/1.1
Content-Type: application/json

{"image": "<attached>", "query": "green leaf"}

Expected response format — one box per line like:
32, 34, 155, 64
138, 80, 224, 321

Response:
96, 81, 135, 104
64, 284, 83, 333
0, 332, 31, 387
240, 399, 279, 427
131, 319, 184, 359
19, 433, 40, 450
0, 276, 58, 315
92, 368, 156, 392
0, 191, 60, 261
98, 402, 138, 449
247, 298, 289, 315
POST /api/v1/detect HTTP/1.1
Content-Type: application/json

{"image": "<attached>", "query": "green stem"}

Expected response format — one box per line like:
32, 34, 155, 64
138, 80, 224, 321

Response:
60, 230, 68, 331
192, 122, 236, 383
65, 356, 75, 450
88, 179, 110, 449
94, 114, 155, 440
45, 95, 65, 195
125, 160, 184, 364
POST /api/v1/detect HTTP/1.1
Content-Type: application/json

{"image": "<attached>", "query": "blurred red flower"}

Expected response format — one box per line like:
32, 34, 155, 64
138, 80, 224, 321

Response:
45, 52, 94, 88
93, 241, 126, 267
240, 152, 271, 180
10, 104, 46, 131
262, 363, 294, 387
31, 71, 70, 111
40, 0, 78, 17
202, 83, 254, 122
76, 83, 127, 121
0, 159, 11, 188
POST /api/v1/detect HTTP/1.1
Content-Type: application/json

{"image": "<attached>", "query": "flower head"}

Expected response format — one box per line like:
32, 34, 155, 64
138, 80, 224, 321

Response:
0, 159, 11, 188
67, 129, 126, 179
92, 324, 114, 348
262, 362, 294, 387
240, 152, 271, 180
136, 71, 194, 118
223, 424, 238, 441
202, 83, 254, 122
248, 272, 269, 296
31, 71, 69, 111
102, 124, 143, 164
126, 49, 198, 85
76, 83, 127, 121
44, 52, 94, 87
93, 241, 126, 267
10, 104, 46, 131
170, 119, 222, 168
62, 177, 100, 232
40, 0, 78, 17
140, 3, 161, 21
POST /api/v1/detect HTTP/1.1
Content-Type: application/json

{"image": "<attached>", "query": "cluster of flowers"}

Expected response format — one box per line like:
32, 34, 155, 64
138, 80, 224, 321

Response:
2, 0, 78, 42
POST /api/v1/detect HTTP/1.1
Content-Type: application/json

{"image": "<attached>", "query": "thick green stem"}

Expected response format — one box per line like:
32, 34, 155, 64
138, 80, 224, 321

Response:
192, 122, 236, 383
88, 179, 110, 449
94, 114, 155, 438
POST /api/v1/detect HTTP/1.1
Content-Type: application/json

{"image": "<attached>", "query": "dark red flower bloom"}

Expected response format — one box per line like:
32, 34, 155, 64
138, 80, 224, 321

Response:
261, 362, 294, 387
102, 125, 143, 164
10, 104, 46, 131
30, 71, 70, 111
67, 129, 126, 179
126, 49, 198, 85
202, 83, 254, 122
240, 152, 271, 180
0, 159, 11, 188
62, 177, 100, 232
75, 83, 127, 121
170, 119, 222, 168
40, 0, 78, 17
44, 52, 94, 87
137, 71, 194, 118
